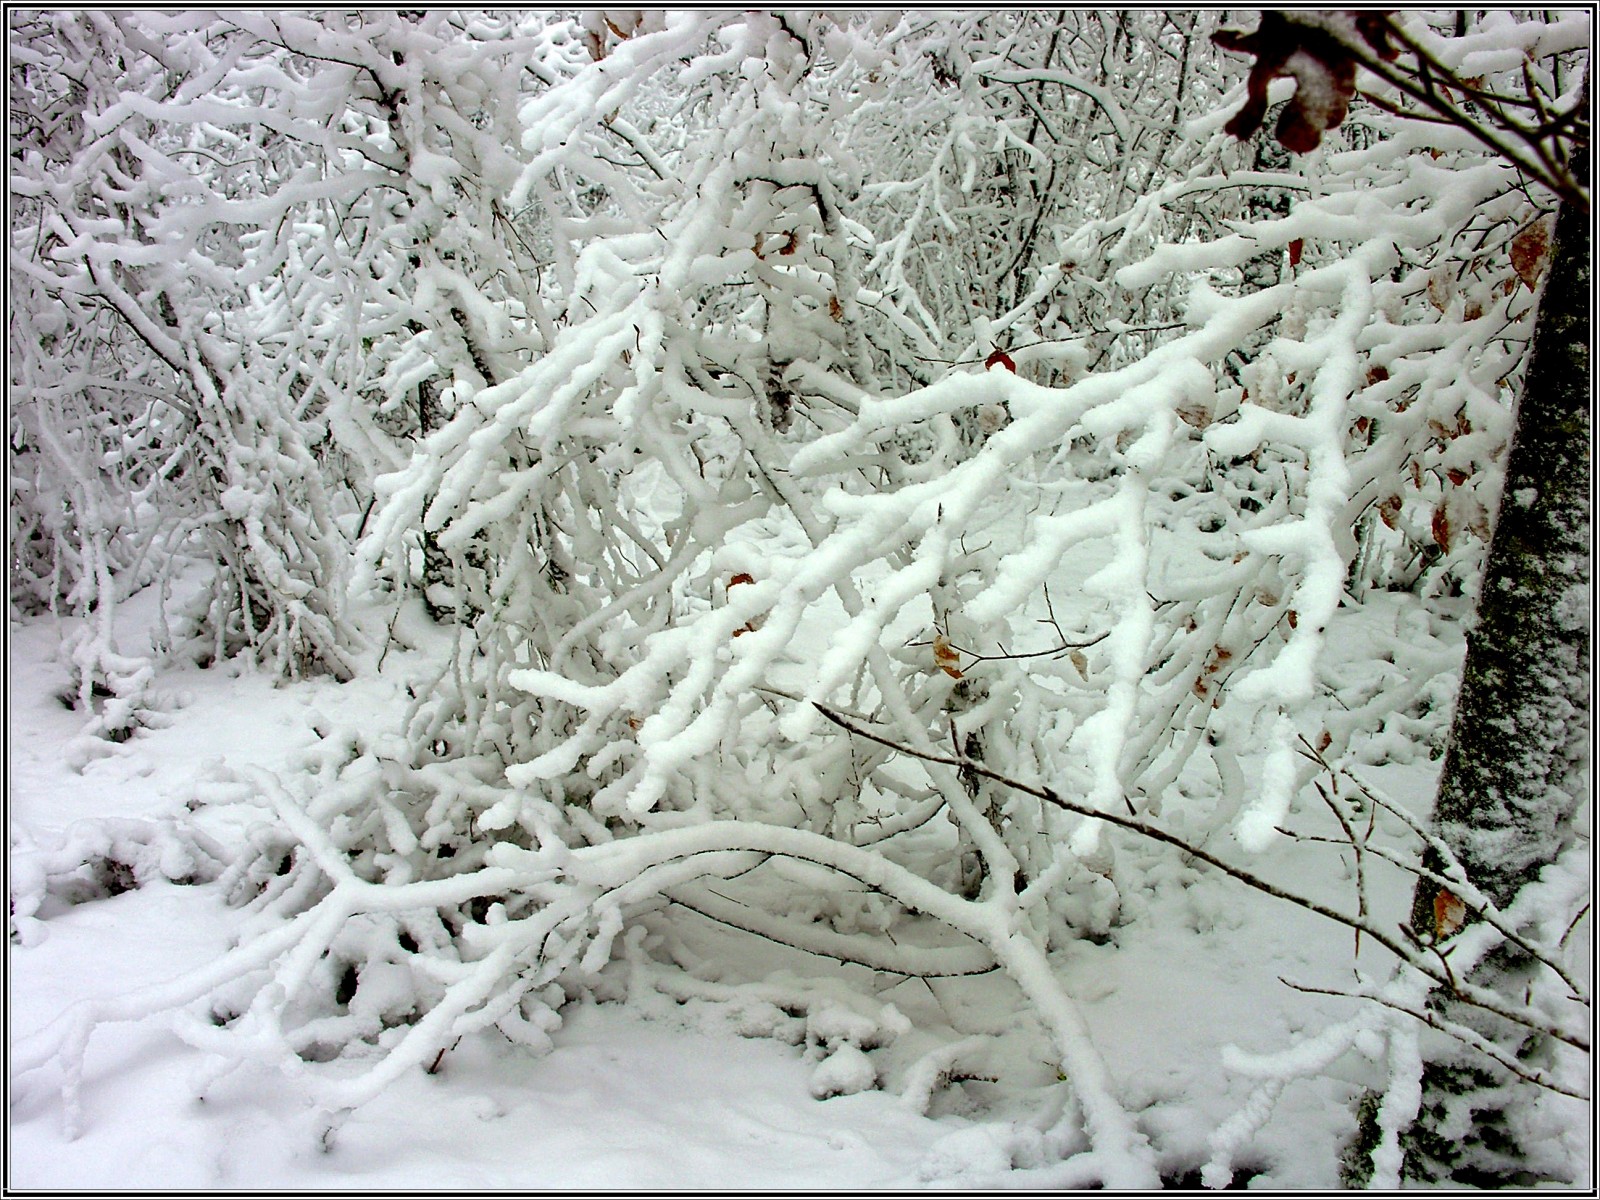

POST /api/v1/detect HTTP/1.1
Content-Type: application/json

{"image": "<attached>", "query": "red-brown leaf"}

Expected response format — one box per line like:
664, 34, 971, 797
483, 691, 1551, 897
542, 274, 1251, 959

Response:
1431, 503, 1452, 553
1288, 237, 1304, 267
1352, 12, 1400, 59
1511, 219, 1551, 290
1203, 646, 1234, 679
1377, 495, 1402, 529
985, 350, 1016, 372
1214, 12, 1364, 153
1434, 888, 1468, 938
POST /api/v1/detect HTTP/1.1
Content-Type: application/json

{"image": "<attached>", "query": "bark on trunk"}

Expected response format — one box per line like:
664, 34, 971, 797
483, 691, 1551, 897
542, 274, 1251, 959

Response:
1412, 156, 1590, 927
1396, 135, 1589, 1186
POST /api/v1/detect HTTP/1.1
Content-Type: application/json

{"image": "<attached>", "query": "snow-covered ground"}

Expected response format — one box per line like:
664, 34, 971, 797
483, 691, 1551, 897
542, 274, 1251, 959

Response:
1, 582, 1536, 1190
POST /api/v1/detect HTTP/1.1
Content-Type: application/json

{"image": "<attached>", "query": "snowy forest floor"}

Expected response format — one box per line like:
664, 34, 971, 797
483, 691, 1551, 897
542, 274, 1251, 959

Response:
6, 569, 1514, 1190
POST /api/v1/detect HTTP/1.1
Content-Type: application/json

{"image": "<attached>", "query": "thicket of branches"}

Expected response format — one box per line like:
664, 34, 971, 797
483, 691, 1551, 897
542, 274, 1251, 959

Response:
9, 10, 1589, 1187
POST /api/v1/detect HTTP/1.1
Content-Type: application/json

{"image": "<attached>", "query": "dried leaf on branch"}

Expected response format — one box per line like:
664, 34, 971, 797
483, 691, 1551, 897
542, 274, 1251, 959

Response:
1433, 888, 1468, 939
1214, 12, 1397, 153
932, 634, 964, 679
1511, 219, 1552, 290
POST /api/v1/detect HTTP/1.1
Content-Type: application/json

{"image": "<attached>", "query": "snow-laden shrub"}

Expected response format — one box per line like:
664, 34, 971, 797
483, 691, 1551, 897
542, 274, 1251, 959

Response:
11, 9, 1589, 1187
9, 816, 226, 946
9, 10, 365, 733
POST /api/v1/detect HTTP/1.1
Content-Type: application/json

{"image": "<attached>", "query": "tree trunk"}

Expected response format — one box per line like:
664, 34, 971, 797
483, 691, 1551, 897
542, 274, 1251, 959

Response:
1412, 155, 1590, 924
1399, 137, 1589, 1185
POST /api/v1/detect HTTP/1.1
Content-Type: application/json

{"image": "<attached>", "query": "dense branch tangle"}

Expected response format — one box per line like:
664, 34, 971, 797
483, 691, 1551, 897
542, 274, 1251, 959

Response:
9, 10, 1589, 1188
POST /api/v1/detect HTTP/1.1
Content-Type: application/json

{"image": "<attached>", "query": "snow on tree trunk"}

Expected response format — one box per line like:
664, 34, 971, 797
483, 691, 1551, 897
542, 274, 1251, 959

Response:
1411, 155, 1590, 922
1396, 129, 1590, 1188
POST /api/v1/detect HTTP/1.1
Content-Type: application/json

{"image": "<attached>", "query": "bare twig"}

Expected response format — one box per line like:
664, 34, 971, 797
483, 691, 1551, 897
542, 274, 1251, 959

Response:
752, 685, 874, 724
1561, 903, 1591, 950
815, 703, 1590, 1052
1309, 773, 1366, 957
947, 628, 1110, 664
1280, 978, 1589, 1100
666, 889, 996, 978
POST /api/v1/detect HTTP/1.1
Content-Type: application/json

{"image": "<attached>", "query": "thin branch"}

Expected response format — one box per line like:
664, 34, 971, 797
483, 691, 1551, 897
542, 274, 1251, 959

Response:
752, 685, 874, 723
1561, 903, 1591, 950
947, 628, 1110, 664
815, 704, 1590, 1053
1309, 773, 1367, 957
1321, 759, 1590, 1004
665, 890, 996, 978
1280, 978, 1589, 1100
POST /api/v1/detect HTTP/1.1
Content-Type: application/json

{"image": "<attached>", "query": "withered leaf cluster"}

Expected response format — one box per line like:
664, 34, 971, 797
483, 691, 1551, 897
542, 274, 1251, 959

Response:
1215, 12, 1399, 153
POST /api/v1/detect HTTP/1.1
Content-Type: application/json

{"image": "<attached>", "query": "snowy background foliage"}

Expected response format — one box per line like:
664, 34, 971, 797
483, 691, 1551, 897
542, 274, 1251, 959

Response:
9, 9, 1591, 1189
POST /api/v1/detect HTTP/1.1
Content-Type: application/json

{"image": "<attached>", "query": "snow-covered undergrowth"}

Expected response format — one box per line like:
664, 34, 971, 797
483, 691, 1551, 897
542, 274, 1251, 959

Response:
0, 579, 1404, 1186
9, 9, 1590, 1190
9, 556, 1584, 1188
